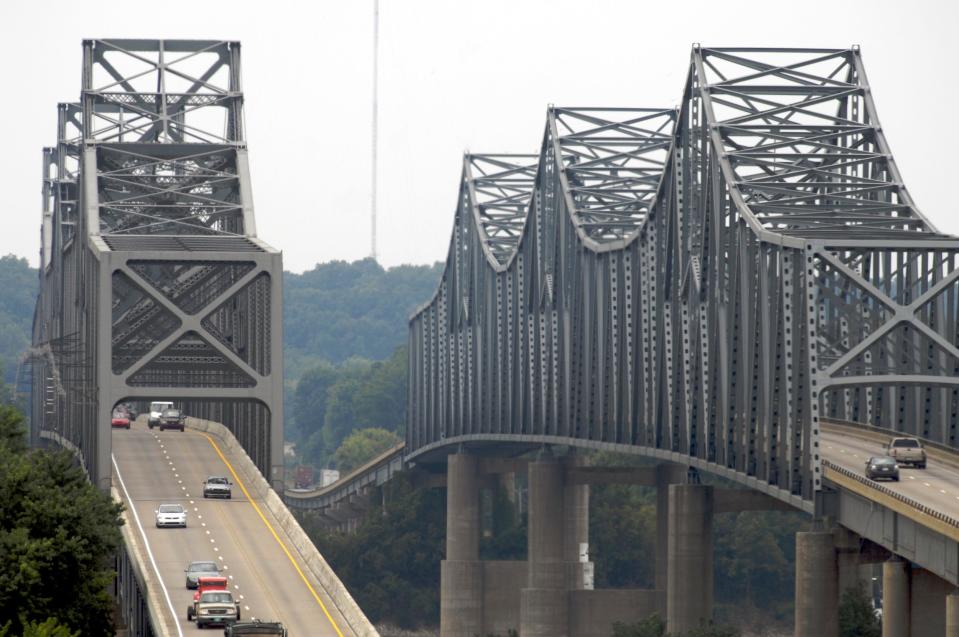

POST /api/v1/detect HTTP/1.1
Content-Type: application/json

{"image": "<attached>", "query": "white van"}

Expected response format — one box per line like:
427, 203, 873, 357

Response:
148, 401, 174, 429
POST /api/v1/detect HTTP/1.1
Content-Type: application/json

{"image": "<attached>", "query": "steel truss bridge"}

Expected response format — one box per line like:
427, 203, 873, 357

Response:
29, 39, 284, 491
407, 46, 959, 510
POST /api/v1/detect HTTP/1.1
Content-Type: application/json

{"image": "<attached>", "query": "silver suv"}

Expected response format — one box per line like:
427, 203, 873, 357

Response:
203, 476, 233, 499
887, 437, 926, 469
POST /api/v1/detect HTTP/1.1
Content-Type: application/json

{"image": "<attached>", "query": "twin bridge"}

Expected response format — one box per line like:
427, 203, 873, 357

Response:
26, 40, 959, 637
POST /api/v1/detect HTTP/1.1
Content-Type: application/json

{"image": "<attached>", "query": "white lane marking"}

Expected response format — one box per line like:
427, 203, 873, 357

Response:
201, 522, 206, 527
909, 476, 916, 480
941, 490, 947, 494
112, 455, 184, 637
190, 500, 194, 504
218, 555, 224, 560
239, 594, 244, 600
925, 482, 932, 487
245, 605, 250, 611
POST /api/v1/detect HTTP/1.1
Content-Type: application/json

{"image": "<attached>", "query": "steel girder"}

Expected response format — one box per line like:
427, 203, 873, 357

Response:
30, 40, 284, 490
408, 46, 959, 506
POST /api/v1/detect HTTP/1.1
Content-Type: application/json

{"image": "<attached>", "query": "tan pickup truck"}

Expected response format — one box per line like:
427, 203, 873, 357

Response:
887, 437, 927, 469
194, 590, 240, 629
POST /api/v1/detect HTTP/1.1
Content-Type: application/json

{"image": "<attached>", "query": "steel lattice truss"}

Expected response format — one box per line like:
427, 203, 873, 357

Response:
409, 46, 959, 506
30, 40, 284, 490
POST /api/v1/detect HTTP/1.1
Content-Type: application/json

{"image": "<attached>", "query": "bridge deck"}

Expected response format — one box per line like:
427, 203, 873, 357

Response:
112, 423, 351, 636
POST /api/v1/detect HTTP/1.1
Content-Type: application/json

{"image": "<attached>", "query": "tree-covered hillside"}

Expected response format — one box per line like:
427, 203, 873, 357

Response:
284, 258, 442, 377
0, 255, 37, 384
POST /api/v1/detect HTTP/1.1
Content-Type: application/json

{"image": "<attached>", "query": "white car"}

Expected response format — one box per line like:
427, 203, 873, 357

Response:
148, 401, 174, 429
155, 503, 187, 528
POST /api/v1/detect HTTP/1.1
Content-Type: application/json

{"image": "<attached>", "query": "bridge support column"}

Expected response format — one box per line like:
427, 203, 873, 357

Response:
910, 567, 951, 637
666, 482, 713, 634
521, 456, 569, 637
947, 590, 959, 637
441, 452, 483, 637
794, 529, 838, 637
564, 452, 590, 590
883, 556, 910, 637
655, 463, 685, 593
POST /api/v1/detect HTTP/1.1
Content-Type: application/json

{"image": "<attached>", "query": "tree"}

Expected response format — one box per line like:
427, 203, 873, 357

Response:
839, 583, 881, 637
1, 618, 79, 637
611, 614, 665, 637
333, 428, 400, 472
303, 472, 446, 628
0, 407, 123, 635
290, 361, 337, 444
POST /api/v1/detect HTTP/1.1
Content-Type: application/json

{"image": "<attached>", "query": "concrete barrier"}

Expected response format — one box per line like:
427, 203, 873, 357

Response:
185, 417, 379, 637
112, 483, 179, 637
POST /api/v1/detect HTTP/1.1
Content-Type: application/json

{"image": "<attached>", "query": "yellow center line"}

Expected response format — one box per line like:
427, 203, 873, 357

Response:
197, 431, 345, 637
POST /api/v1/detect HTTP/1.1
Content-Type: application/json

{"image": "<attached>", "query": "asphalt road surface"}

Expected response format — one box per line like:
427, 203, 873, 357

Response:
821, 429, 959, 518
112, 423, 351, 636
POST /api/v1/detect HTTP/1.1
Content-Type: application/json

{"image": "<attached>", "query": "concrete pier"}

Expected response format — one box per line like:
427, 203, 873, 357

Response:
910, 567, 951, 637
666, 482, 713, 634
564, 453, 590, 590
440, 453, 482, 637
882, 557, 910, 637
947, 590, 959, 637
521, 456, 569, 637
655, 463, 684, 593
794, 530, 838, 637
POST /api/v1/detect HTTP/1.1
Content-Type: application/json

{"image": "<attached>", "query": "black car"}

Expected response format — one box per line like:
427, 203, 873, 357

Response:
159, 408, 185, 431
224, 620, 287, 636
865, 456, 900, 481
203, 476, 233, 499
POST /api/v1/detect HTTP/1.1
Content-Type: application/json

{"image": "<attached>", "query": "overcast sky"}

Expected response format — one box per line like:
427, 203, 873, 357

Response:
1, 0, 956, 272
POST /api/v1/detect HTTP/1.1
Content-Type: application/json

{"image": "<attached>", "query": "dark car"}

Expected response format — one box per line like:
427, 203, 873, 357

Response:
224, 620, 288, 636
184, 560, 221, 589
159, 408, 185, 432
203, 476, 233, 499
865, 456, 900, 481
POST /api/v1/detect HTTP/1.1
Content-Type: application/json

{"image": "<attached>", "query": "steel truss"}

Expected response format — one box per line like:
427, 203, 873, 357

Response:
30, 40, 284, 490
408, 47, 959, 504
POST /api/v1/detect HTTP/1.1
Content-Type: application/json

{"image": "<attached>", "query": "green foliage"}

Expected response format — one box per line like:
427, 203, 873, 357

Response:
296, 346, 408, 468
333, 428, 400, 472
713, 510, 804, 624
0, 617, 80, 637
677, 624, 741, 637
839, 583, 881, 637
302, 473, 445, 628
588, 455, 657, 588
0, 408, 123, 635
0, 255, 36, 385
284, 259, 441, 366
290, 362, 338, 444
611, 613, 665, 637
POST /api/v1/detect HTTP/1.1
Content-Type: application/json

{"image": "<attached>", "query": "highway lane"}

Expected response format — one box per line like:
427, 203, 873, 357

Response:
112, 422, 351, 636
821, 429, 959, 517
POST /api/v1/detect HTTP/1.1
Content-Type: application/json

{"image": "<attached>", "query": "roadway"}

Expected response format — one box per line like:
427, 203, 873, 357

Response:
820, 429, 959, 519
112, 422, 351, 636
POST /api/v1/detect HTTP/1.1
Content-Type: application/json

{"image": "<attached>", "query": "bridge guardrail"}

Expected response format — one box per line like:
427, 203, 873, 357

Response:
822, 460, 959, 541
283, 442, 406, 510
